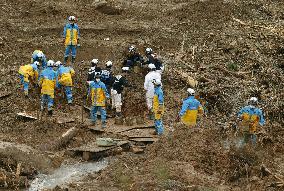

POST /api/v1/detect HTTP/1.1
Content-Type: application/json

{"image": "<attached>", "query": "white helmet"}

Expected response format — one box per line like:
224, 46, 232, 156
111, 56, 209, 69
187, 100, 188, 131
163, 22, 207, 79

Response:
129, 45, 136, 52
47, 60, 55, 67
145, 47, 153, 54
187, 88, 195, 95
122, 66, 129, 71
148, 63, 156, 69
91, 59, 99, 65
249, 97, 258, 105
55, 61, 62, 67
36, 52, 44, 58
68, 16, 76, 21
106, 61, 113, 67
34, 61, 40, 66
152, 79, 161, 86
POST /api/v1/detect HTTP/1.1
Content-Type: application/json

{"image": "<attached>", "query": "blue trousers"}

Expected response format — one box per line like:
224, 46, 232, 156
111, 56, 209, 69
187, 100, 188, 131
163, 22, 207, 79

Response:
64, 45, 77, 58
19, 75, 29, 94
154, 119, 164, 135
58, 84, 73, 103
239, 132, 257, 148
90, 106, 106, 125
41, 95, 54, 111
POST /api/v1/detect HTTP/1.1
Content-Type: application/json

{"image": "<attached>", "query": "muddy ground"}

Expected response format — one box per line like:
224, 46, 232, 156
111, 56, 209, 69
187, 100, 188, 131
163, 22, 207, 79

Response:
0, 0, 283, 190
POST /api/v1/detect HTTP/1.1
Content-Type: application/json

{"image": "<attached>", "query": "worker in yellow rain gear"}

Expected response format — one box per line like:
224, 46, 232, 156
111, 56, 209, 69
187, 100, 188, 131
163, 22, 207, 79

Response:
38, 60, 57, 116
152, 79, 165, 135
87, 73, 110, 128
63, 16, 80, 64
237, 97, 265, 147
56, 61, 75, 104
178, 88, 203, 127
18, 61, 40, 96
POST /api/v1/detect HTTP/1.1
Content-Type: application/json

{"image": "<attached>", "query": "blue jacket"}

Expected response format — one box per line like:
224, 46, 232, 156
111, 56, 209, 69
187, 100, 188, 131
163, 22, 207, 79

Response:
179, 96, 202, 116
238, 105, 265, 126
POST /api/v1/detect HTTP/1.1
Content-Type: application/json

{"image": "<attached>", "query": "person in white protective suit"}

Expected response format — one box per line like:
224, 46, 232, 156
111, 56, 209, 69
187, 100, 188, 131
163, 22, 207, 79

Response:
144, 63, 162, 119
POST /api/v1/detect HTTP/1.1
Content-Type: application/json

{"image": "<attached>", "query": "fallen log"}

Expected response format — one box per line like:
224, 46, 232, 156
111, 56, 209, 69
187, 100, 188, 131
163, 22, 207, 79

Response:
51, 126, 80, 150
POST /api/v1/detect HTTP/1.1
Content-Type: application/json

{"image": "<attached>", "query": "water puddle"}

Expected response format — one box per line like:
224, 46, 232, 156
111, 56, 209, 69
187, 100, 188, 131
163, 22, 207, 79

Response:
28, 159, 108, 191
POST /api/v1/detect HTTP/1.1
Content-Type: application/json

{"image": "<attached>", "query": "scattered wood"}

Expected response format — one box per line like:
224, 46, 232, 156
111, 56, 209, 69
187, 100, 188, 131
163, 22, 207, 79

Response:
16, 112, 37, 120
130, 146, 144, 154
129, 137, 159, 143
261, 164, 284, 188
57, 117, 75, 124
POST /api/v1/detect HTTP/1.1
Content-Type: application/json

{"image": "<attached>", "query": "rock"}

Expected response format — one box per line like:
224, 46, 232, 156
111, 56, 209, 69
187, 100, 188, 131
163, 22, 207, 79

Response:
91, 0, 107, 9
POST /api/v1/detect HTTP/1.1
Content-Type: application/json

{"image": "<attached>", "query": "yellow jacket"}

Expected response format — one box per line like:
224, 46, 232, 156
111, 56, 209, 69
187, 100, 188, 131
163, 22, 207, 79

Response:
39, 67, 57, 98
88, 81, 110, 107
18, 63, 39, 83
57, 66, 75, 86
63, 23, 80, 46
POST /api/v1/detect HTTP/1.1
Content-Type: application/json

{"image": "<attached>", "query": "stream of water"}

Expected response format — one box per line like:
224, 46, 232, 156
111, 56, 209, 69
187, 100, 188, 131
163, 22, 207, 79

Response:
28, 159, 108, 191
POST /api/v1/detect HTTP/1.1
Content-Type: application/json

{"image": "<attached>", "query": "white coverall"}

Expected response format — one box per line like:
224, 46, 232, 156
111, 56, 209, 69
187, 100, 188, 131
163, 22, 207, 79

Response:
144, 71, 162, 110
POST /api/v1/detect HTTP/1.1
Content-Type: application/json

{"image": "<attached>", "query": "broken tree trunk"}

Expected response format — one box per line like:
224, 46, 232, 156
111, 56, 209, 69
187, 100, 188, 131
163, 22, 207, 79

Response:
51, 126, 80, 150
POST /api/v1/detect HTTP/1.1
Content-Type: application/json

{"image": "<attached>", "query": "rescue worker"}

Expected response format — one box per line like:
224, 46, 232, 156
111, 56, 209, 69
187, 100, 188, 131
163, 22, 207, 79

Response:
152, 79, 164, 135
101, 61, 113, 91
111, 66, 130, 117
63, 16, 80, 64
144, 47, 154, 65
38, 60, 57, 116
237, 97, 265, 147
178, 88, 203, 127
87, 59, 101, 85
87, 73, 110, 128
144, 63, 162, 119
57, 61, 75, 104
123, 45, 144, 68
18, 61, 40, 96
31, 50, 47, 68
151, 53, 164, 74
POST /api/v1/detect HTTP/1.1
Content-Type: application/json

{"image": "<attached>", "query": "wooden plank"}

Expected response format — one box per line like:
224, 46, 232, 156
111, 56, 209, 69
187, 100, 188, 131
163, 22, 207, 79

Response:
129, 137, 159, 142
57, 117, 75, 124
0, 91, 11, 99
16, 112, 37, 120
68, 140, 129, 153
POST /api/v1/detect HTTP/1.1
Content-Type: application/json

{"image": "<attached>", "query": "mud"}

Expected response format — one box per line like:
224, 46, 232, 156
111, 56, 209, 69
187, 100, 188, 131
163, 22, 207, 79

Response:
0, 0, 283, 190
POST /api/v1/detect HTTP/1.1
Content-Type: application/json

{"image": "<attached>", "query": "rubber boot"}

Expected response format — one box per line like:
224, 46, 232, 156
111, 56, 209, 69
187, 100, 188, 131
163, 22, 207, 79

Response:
48, 110, 53, 116
71, 56, 76, 65
64, 57, 68, 64
102, 121, 106, 129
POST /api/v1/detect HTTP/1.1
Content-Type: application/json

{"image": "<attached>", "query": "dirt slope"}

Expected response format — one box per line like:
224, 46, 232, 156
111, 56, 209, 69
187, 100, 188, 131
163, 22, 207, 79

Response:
0, 0, 283, 190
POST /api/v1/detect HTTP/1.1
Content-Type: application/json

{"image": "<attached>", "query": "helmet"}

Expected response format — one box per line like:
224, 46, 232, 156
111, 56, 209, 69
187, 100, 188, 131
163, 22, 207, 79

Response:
91, 59, 99, 65
145, 47, 153, 54
47, 60, 55, 67
128, 45, 136, 52
34, 61, 40, 66
148, 63, 156, 69
187, 88, 195, 96
122, 66, 129, 71
249, 97, 258, 105
106, 61, 113, 67
55, 61, 62, 67
152, 79, 161, 86
37, 52, 44, 59
68, 16, 76, 21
